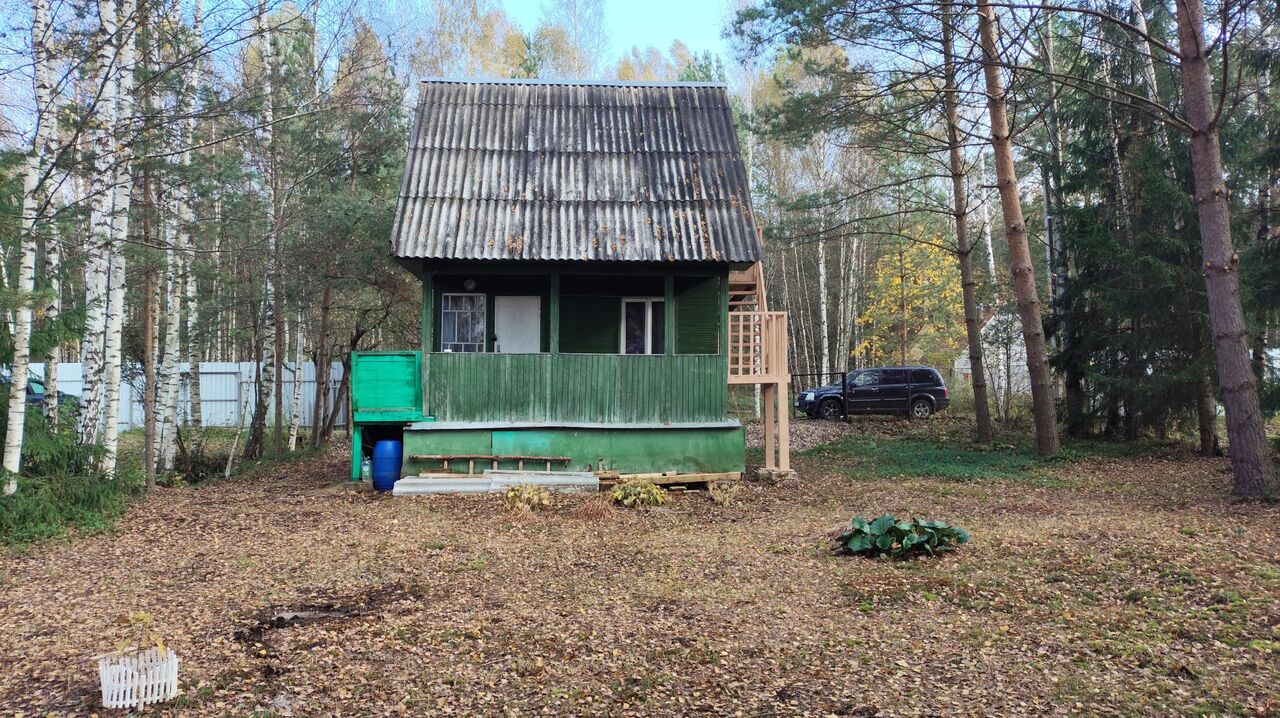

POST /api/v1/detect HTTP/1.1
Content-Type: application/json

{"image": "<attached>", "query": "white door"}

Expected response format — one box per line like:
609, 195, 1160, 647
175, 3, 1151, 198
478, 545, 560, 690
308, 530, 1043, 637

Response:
494, 296, 541, 353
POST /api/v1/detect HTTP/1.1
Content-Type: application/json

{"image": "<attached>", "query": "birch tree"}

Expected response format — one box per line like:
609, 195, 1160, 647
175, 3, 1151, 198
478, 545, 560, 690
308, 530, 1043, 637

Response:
77, 0, 122, 448
3, 0, 57, 491
99, 0, 139, 475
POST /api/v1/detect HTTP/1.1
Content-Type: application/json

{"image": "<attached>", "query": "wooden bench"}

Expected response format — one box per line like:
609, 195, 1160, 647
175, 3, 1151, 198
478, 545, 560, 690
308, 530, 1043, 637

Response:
407, 453, 573, 474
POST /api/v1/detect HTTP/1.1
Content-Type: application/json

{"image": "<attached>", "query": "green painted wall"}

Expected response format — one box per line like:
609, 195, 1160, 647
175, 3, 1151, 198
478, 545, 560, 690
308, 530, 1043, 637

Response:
426, 353, 729, 423
402, 424, 745, 475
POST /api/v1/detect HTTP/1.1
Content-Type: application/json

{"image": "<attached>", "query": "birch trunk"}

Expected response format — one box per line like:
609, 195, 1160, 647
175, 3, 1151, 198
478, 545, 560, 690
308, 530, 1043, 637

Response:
157, 232, 182, 472
976, 150, 998, 282
817, 235, 830, 374
287, 310, 304, 451
100, 0, 137, 475
4, 0, 57, 489
78, 0, 120, 447
942, 0, 993, 444
1175, 0, 1278, 499
1130, 0, 1169, 151
182, 0, 204, 432
245, 0, 278, 460
977, 0, 1060, 456
42, 230, 61, 430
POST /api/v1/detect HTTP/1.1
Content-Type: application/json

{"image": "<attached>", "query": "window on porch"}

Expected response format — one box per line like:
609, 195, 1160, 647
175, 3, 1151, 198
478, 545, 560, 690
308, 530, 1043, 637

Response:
430, 273, 722, 356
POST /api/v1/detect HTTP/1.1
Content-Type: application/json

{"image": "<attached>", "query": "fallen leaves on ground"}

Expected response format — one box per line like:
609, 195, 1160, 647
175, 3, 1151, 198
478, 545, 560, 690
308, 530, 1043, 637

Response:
1, 427, 1278, 717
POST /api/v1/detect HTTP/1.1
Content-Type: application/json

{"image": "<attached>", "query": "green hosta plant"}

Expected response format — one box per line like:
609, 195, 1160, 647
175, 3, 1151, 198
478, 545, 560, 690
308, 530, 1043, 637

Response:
610, 479, 667, 508
834, 513, 969, 559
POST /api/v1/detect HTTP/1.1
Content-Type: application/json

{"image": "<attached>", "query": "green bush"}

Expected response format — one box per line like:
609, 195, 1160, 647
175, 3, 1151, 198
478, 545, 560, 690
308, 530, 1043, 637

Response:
0, 405, 139, 545
833, 513, 969, 559
610, 479, 667, 508
1, 470, 142, 545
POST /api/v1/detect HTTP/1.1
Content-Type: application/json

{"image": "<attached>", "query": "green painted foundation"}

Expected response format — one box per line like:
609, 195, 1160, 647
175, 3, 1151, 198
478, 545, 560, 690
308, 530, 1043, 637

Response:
400, 422, 745, 477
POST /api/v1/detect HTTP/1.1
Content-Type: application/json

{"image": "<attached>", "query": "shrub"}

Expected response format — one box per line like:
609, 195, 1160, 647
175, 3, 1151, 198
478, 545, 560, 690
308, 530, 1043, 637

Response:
833, 513, 969, 559
574, 494, 617, 521
1, 469, 142, 545
1, 405, 138, 546
503, 484, 551, 512
610, 479, 666, 508
707, 481, 741, 507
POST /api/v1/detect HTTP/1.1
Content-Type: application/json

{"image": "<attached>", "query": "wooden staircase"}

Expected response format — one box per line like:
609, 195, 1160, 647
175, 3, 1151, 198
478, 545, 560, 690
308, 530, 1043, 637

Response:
726, 261, 791, 474
729, 262, 768, 311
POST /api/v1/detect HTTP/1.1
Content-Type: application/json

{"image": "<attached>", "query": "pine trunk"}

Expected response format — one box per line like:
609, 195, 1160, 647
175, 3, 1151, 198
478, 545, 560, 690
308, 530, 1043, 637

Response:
977, 0, 1060, 457
1175, 0, 1278, 499
942, 0, 994, 444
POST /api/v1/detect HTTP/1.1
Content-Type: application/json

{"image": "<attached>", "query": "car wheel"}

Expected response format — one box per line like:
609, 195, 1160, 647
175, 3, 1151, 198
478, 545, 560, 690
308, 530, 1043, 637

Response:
910, 398, 933, 419
819, 398, 844, 421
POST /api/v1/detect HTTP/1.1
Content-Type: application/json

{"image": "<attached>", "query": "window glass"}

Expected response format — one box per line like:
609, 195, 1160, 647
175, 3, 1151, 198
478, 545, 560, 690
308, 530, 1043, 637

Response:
851, 370, 880, 387
441, 293, 486, 352
622, 298, 664, 355
910, 369, 936, 384
624, 301, 647, 354
881, 369, 908, 384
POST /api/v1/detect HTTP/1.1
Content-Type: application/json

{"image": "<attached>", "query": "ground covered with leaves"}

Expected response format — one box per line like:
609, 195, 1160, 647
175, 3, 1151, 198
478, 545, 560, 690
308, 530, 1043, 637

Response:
2, 420, 1278, 717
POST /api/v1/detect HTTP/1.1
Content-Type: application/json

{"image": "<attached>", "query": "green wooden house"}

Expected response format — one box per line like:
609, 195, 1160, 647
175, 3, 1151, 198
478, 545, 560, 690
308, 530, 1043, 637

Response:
350, 78, 789, 486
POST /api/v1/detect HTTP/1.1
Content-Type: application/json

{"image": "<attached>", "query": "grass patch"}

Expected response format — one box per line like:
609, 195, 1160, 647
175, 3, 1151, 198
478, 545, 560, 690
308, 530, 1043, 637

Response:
803, 436, 1040, 481
799, 425, 1165, 482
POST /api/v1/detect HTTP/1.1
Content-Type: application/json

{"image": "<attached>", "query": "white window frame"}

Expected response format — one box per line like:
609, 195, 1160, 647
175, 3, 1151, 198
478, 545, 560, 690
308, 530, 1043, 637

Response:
440, 292, 487, 353
620, 297, 665, 355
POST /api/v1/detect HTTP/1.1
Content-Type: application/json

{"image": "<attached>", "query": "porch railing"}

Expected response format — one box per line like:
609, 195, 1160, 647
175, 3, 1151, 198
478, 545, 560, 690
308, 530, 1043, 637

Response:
727, 311, 788, 384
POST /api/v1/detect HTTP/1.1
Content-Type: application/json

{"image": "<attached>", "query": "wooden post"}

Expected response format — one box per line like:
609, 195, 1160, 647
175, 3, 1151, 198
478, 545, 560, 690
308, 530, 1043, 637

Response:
777, 313, 790, 471
421, 266, 433, 417
763, 383, 776, 469
549, 271, 560, 353
664, 274, 675, 355
777, 380, 790, 472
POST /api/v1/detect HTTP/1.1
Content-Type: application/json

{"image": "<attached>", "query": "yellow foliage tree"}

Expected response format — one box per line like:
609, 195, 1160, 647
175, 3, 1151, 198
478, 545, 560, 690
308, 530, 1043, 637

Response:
856, 239, 965, 369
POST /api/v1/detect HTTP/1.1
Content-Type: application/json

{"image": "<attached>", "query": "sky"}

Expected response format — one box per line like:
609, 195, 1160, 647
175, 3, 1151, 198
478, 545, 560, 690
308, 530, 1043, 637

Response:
502, 0, 737, 66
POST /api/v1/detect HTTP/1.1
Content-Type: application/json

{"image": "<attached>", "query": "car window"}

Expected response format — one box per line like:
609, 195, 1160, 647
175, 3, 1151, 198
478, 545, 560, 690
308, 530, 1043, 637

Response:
28, 380, 45, 395
910, 369, 936, 384
880, 369, 907, 384
850, 370, 880, 387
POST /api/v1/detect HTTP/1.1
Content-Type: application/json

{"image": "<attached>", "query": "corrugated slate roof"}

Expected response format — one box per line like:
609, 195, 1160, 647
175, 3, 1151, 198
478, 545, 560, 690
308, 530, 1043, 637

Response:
389, 80, 762, 263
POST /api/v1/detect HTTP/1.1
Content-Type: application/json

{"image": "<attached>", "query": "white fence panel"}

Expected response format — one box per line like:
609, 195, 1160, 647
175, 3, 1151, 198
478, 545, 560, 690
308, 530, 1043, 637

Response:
27, 362, 347, 433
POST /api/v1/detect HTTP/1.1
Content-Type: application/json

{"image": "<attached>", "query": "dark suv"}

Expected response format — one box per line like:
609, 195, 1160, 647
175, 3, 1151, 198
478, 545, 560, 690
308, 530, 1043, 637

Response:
795, 366, 950, 420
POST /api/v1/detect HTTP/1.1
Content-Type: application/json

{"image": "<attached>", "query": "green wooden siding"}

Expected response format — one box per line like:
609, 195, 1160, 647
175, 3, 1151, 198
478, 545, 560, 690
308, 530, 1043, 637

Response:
402, 424, 744, 475
350, 351, 422, 422
675, 275, 721, 354
426, 353, 728, 423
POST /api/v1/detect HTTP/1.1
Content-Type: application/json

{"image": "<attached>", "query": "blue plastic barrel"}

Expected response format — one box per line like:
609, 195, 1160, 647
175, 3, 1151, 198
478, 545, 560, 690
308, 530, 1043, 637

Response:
371, 440, 403, 492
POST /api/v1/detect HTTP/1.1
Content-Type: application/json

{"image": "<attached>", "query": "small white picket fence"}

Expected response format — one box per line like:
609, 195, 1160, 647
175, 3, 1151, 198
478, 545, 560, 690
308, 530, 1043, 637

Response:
97, 647, 180, 709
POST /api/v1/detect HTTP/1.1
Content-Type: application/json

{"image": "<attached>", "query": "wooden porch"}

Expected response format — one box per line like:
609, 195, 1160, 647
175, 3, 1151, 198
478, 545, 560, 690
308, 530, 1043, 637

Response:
727, 262, 791, 474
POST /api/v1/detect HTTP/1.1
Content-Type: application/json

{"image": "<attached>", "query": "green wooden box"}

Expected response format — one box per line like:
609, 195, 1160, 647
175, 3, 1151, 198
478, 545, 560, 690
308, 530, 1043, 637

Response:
350, 351, 423, 423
